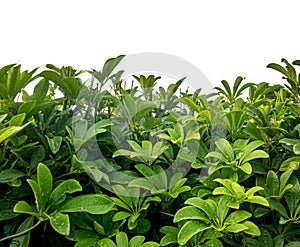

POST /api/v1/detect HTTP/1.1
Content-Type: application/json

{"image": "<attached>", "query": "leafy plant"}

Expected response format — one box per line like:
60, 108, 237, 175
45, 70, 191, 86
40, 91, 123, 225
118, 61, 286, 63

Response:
1, 56, 300, 246
206, 138, 269, 175
0, 163, 115, 245
173, 196, 260, 245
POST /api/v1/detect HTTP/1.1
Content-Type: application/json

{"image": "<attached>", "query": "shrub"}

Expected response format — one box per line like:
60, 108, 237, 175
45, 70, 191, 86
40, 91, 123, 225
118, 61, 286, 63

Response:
0, 57, 300, 246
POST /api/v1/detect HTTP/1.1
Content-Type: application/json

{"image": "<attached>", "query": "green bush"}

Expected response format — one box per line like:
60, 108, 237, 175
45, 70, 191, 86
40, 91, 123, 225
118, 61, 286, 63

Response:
0, 57, 300, 246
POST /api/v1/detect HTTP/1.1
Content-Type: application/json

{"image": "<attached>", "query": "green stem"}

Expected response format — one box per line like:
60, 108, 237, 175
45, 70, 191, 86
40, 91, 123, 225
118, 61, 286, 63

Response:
0, 220, 42, 242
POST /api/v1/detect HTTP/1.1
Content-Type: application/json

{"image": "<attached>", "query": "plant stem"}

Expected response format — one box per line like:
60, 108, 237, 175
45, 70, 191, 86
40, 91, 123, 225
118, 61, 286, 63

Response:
0, 220, 42, 242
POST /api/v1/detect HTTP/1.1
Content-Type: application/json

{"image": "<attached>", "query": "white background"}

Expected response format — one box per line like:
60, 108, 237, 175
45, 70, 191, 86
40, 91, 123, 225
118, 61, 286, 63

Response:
0, 0, 299, 88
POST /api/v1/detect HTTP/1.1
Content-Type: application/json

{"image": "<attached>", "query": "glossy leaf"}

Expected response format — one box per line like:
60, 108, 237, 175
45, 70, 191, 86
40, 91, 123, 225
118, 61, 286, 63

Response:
59, 194, 115, 214
49, 212, 70, 235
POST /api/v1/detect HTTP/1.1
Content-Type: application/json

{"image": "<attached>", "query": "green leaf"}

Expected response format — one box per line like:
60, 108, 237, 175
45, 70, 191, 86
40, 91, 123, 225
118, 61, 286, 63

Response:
116, 232, 128, 247
202, 239, 223, 247
32, 78, 49, 100
174, 206, 210, 223
201, 229, 223, 242
135, 163, 156, 178
185, 197, 214, 219
37, 163, 52, 210
13, 201, 37, 216
46, 136, 63, 154
285, 242, 300, 247
97, 238, 117, 247
212, 187, 232, 196
0, 114, 7, 123
242, 150, 269, 163
9, 217, 34, 247
49, 212, 70, 235
240, 162, 252, 174
266, 170, 279, 196
26, 179, 42, 212
59, 194, 115, 214
293, 143, 300, 154
112, 211, 131, 221
178, 221, 210, 245
112, 185, 133, 208
267, 63, 288, 77
246, 196, 269, 207
215, 138, 234, 161
48, 179, 82, 207
0, 169, 26, 183
0, 125, 31, 143
279, 170, 293, 193
245, 186, 264, 197
273, 235, 284, 247
280, 156, 300, 171
128, 178, 155, 192
226, 223, 248, 233
174, 97, 200, 113
101, 55, 125, 82
267, 198, 288, 218
243, 221, 261, 236
129, 236, 146, 247
9, 113, 26, 126
225, 210, 251, 224
159, 226, 178, 246
74, 120, 88, 139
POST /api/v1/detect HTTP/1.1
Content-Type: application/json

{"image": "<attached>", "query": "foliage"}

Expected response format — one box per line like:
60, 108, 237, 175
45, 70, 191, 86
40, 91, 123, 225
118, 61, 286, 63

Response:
0, 56, 300, 246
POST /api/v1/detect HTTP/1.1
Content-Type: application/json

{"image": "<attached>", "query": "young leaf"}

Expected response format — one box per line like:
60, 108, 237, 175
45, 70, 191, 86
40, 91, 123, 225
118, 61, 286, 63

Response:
9, 113, 26, 126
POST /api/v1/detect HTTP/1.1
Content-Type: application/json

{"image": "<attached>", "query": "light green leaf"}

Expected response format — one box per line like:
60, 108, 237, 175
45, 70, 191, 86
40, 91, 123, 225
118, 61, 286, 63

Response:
9, 113, 26, 126
112, 211, 131, 221
59, 194, 115, 214
97, 238, 117, 247
215, 138, 234, 162
49, 212, 70, 235
13, 201, 37, 216
225, 210, 251, 224
293, 143, 300, 154
116, 232, 128, 247
178, 221, 210, 245
46, 136, 62, 154
185, 197, 214, 219
240, 162, 252, 174
242, 150, 269, 163
129, 236, 146, 247
226, 223, 248, 233
246, 196, 269, 207
174, 206, 210, 223
243, 221, 261, 236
